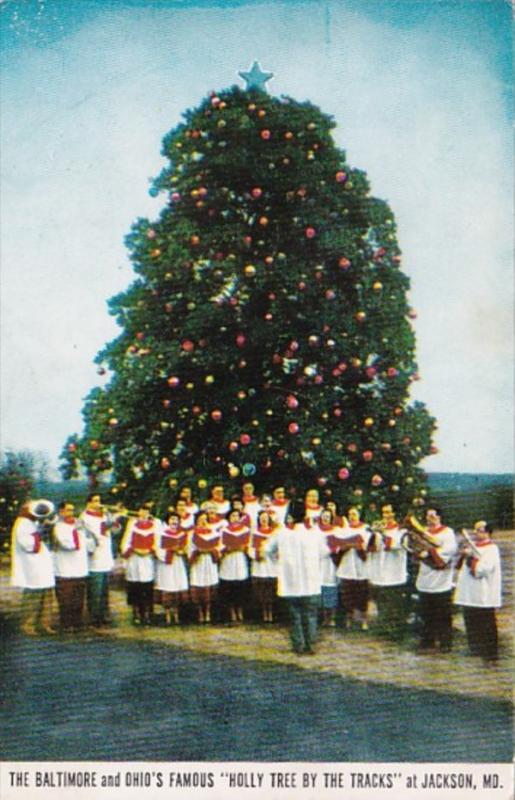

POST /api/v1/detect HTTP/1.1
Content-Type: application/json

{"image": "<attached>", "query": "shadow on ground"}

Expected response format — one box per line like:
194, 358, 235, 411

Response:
0, 617, 511, 763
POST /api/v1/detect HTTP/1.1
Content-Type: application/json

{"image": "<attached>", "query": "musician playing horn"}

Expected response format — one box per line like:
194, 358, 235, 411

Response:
80, 493, 122, 627
11, 500, 56, 635
368, 504, 408, 641
53, 501, 89, 632
454, 521, 501, 665
413, 506, 457, 653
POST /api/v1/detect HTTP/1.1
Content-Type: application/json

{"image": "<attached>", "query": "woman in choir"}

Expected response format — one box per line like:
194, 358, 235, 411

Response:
335, 507, 373, 631
154, 511, 189, 625
188, 510, 222, 623
120, 504, 157, 625
316, 508, 341, 627
218, 507, 251, 624
250, 509, 279, 623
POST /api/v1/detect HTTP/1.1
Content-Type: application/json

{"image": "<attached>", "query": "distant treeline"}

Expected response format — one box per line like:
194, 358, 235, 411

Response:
33, 474, 514, 531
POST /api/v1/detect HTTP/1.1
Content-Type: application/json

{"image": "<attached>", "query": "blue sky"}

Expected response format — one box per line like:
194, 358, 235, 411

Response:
1, 0, 512, 475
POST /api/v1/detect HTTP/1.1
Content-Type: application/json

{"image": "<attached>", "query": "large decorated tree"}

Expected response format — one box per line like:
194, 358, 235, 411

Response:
61, 65, 436, 516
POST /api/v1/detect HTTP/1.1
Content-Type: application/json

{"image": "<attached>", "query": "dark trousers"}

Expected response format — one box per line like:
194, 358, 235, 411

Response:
87, 571, 110, 625
463, 607, 498, 661
287, 595, 321, 653
373, 585, 408, 640
340, 579, 369, 615
418, 590, 453, 650
55, 577, 86, 630
127, 580, 154, 622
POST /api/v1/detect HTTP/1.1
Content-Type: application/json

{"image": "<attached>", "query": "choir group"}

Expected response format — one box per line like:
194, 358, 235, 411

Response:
10, 482, 502, 663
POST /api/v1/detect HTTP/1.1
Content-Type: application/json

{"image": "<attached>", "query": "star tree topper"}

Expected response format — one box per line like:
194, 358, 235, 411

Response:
238, 60, 274, 92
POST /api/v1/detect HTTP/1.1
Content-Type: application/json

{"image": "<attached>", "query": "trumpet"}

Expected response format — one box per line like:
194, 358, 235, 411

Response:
102, 504, 143, 519
457, 528, 482, 559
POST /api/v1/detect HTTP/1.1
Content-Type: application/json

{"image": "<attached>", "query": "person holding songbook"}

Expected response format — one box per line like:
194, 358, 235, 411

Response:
334, 507, 374, 631
120, 503, 157, 625
454, 521, 501, 664
316, 508, 341, 627
368, 504, 409, 641
218, 507, 251, 624
154, 511, 189, 625
189, 510, 222, 623
250, 509, 279, 623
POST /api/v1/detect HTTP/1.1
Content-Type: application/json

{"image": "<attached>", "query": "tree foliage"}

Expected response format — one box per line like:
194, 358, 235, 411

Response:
61, 85, 436, 516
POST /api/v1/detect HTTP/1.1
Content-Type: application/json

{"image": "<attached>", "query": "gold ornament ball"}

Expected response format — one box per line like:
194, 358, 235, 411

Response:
198, 479, 207, 489
364, 417, 374, 427
244, 264, 256, 277
205, 375, 215, 384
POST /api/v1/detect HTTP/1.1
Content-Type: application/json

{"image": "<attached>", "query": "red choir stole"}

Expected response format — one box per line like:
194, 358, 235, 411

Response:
130, 519, 155, 555
160, 527, 187, 565
191, 528, 221, 554
222, 524, 250, 553
252, 525, 275, 560
84, 509, 108, 536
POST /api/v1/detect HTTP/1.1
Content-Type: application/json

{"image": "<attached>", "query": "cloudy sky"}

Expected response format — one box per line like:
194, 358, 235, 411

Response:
1, 0, 512, 475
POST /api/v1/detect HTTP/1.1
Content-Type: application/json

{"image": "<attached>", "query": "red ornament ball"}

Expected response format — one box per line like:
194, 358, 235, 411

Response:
167, 376, 180, 387
335, 171, 347, 183
260, 129, 271, 140
362, 450, 374, 461
338, 467, 350, 480
211, 409, 223, 422
288, 422, 299, 434
305, 226, 316, 239
236, 334, 246, 347
286, 394, 299, 410
181, 340, 195, 352
240, 433, 251, 446
339, 257, 351, 269
251, 187, 262, 198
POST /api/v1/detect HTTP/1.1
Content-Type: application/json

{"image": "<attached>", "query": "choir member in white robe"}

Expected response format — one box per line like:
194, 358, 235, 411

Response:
368, 504, 408, 640
53, 501, 89, 631
11, 500, 56, 635
218, 508, 251, 623
454, 521, 501, 664
265, 506, 328, 654
154, 512, 189, 625
120, 505, 157, 625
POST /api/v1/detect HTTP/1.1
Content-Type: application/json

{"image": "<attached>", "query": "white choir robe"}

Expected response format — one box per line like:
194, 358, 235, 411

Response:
415, 526, 457, 593
219, 523, 250, 581
243, 498, 261, 529
11, 516, 55, 589
53, 520, 89, 578
154, 526, 189, 593
80, 510, 114, 573
317, 524, 341, 587
454, 542, 501, 608
189, 530, 221, 587
368, 526, 407, 587
120, 519, 157, 582
270, 499, 290, 525
250, 530, 278, 578
304, 504, 323, 523
335, 524, 373, 581
265, 522, 328, 597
